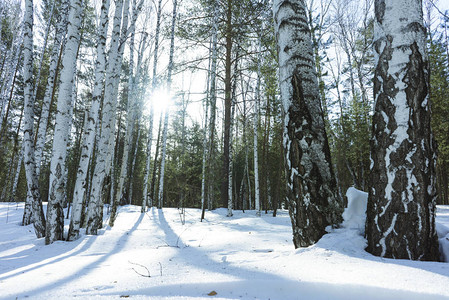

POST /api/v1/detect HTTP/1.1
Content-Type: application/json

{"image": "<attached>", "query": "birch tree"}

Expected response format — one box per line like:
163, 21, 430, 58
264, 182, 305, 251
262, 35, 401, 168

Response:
253, 29, 263, 217
113, 0, 143, 218
67, 0, 110, 241
86, 0, 125, 235
201, 42, 212, 220
35, 0, 69, 178
46, 0, 84, 244
273, 0, 343, 248
365, 0, 440, 261
22, 0, 46, 237
157, 0, 178, 209
142, 0, 162, 211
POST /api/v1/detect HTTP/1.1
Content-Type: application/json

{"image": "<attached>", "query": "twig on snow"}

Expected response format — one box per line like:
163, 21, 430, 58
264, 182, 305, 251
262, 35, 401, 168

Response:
129, 261, 151, 277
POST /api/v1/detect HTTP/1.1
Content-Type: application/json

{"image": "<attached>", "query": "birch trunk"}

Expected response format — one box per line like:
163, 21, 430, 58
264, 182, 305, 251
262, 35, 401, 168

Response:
32, 0, 56, 105
22, 0, 46, 237
142, 116, 154, 210
86, 0, 125, 235
157, 0, 178, 209
67, 0, 110, 241
254, 32, 262, 217
274, 0, 343, 248
35, 0, 68, 177
201, 41, 212, 221
114, 0, 143, 217
227, 87, 235, 217
366, 0, 439, 261
141, 0, 162, 212
46, 0, 84, 244
108, 0, 131, 224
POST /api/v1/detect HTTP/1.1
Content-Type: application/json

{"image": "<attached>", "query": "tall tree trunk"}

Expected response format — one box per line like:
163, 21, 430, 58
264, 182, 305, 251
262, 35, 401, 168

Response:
221, 0, 233, 208
254, 30, 262, 217
113, 0, 143, 220
274, 0, 343, 248
366, 0, 439, 261
35, 0, 68, 178
157, 0, 178, 209
207, 0, 219, 211
46, 0, 84, 244
141, 0, 162, 212
22, 0, 46, 237
150, 114, 163, 202
108, 0, 131, 224
68, 0, 110, 241
141, 114, 154, 210
201, 41, 212, 221
227, 43, 239, 217
86, 0, 125, 235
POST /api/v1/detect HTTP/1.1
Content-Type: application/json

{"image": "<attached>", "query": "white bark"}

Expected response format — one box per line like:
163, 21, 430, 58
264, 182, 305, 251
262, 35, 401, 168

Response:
201, 41, 212, 220
142, 0, 162, 211
366, 0, 439, 260
32, 0, 56, 104
22, 0, 46, 237
67, 0, 110, 241
108, 0, 131, 225
157, 0, 178, 209
46, 0, 84, 245
253, 32, 262, 216
86, 0, 125, 235
114, 0, 143, 216
274, 0, 343, 247
142, 115, 154, 210
35, 0, 68, 177
227, 92, 235, 217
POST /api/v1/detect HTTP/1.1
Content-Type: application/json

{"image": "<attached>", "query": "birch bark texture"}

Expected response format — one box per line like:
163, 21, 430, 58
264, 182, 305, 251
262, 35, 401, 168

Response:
365, 0, 440, 261
68, 0, 110, 241
157, 0, 178, 209
86, 0, 125, 235
273, 0, 343, 248
22, 0, 46, 237
46, 0, 84, 244
35, 0, 69, 178
141, 0, 162, 211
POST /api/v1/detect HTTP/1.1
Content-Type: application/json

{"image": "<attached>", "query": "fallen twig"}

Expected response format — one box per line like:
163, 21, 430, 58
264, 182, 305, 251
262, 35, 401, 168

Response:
129, 261, 151, 277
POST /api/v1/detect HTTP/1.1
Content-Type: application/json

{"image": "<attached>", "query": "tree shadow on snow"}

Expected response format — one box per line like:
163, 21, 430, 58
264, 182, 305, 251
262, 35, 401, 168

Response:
5, 212, 145, 299
104, 209, 447, 300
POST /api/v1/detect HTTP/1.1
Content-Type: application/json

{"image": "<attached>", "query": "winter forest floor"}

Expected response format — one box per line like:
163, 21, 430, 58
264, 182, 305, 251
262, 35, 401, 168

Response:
1, 203, 449, 300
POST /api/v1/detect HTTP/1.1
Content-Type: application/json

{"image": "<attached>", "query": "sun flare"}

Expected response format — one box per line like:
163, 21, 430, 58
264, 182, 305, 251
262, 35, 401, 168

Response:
146, 88, 172, 116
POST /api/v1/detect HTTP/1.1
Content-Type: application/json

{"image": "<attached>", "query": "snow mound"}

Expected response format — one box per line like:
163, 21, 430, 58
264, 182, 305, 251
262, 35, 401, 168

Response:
342, 187, 368, 233
436, 206, 449, 262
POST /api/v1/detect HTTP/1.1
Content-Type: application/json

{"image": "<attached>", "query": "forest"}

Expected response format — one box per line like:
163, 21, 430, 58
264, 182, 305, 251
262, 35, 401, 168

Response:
0, 0, 449, 260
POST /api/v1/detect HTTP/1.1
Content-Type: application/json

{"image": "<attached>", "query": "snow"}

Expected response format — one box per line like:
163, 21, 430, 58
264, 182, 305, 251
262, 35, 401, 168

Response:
342, 187, 368, 233
1, 202, 449, 300
436, 206, 449, 262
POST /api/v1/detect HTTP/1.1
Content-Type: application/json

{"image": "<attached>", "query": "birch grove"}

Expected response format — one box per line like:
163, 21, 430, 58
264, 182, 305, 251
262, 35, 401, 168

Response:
157, 0, 178, 209
46, 0, 84, 245
86, 0, 125, 235
0, 0, 446, 263
68, 0, 110, 241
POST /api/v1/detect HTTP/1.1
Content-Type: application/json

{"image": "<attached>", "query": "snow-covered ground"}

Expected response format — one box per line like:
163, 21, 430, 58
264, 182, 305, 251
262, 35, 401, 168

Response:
1, 200, 449, 299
